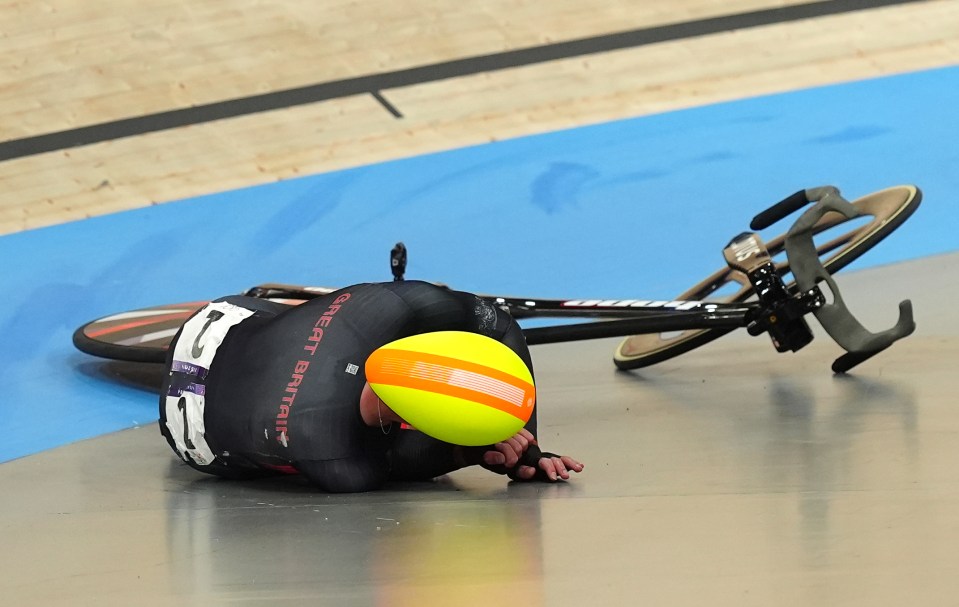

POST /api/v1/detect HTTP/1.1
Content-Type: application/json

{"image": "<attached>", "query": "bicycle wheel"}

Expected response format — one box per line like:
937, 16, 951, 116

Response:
72, 284, 333, 363
72, 301, 209, 363
613, 185, 921, 370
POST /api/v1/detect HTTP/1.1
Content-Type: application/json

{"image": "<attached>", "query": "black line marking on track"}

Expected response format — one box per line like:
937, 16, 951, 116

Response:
371, 91, 404, 118
0, 0, 928, 161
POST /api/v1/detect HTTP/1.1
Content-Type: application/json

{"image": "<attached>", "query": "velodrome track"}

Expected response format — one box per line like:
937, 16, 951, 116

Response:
1, 1, 958, 604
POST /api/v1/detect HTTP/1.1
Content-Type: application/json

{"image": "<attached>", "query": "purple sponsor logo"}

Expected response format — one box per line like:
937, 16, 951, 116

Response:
172, 360, 209, 379
167, 382, 207, 398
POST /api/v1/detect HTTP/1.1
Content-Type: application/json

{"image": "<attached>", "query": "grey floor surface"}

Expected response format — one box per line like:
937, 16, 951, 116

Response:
2, 253, 957, 606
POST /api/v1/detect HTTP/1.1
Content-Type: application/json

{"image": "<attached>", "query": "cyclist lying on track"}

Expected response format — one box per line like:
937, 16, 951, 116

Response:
160, 280, 584, 493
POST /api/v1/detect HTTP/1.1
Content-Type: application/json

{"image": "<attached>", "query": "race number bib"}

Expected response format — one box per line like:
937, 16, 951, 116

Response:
164, 301, 254, 466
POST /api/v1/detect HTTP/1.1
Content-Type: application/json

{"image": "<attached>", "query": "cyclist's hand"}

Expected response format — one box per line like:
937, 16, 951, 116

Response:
481, 429, 535, 468
513, 454, 584, 482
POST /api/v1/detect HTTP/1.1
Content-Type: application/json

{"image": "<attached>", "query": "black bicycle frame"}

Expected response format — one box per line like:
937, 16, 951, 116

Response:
243, 283, 757, 346
487, 294, 756, 345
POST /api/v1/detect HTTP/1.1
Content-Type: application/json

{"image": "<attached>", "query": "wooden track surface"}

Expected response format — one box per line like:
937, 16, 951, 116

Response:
0, 0, 956, 235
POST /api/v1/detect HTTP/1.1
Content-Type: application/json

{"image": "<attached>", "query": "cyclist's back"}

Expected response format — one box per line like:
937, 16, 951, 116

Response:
159, 280, 535, 492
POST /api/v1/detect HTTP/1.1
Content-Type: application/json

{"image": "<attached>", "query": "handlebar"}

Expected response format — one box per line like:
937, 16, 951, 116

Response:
750, 188, 813, 230
782, 186, 915, 372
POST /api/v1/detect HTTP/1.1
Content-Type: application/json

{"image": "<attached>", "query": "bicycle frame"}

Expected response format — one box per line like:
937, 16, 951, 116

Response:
242, 282, 758, 346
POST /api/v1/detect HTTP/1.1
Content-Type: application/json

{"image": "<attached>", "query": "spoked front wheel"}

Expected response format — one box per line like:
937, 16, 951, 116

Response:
613, 185, 921, 370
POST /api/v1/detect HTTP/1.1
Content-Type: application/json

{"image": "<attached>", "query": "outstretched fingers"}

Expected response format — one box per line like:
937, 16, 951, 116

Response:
539, 455, 585, 481
511, 455, 586, 482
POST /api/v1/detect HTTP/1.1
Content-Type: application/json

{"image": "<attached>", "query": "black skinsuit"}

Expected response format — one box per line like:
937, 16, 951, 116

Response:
159, 281, 537, 492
